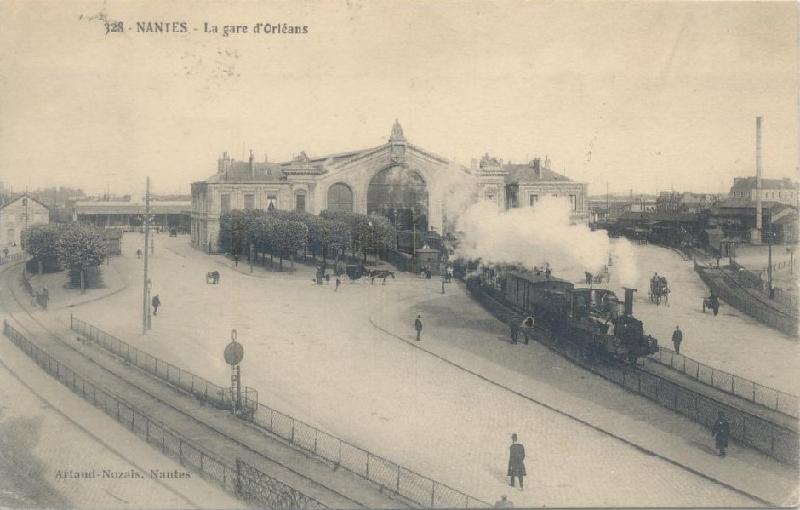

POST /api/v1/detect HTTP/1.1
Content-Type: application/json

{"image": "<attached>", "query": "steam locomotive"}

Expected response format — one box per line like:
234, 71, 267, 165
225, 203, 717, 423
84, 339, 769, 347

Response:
473, 265, 658, 364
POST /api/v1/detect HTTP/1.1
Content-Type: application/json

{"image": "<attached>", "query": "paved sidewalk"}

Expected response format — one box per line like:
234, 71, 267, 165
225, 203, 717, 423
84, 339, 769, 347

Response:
371, 282, 799, 507
7, 308, 406, 509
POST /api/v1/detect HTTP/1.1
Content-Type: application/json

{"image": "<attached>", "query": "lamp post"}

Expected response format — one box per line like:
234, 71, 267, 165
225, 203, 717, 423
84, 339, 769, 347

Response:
767, 226, 775, 299
142, 177, 153, 334
368, 220, 374, 264
392, 209, 399, 250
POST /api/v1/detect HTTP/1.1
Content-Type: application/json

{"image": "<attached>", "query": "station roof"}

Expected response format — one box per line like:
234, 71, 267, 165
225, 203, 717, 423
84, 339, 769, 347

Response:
74, 201, 191, 215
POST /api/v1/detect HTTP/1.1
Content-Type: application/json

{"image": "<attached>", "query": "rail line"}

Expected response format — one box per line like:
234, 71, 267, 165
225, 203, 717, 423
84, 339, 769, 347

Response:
0, 262, 377, 510
0, 357, 201, 509
368, 290, 780, 507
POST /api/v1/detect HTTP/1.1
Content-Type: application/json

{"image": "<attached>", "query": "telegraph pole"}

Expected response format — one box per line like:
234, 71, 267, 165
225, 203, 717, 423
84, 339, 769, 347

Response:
142, 177, 152, 334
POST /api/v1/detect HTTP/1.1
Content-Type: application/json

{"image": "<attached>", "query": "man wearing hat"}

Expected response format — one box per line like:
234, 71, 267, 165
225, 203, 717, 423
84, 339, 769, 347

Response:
507, 433, 526, 490
414, 314, 423, 341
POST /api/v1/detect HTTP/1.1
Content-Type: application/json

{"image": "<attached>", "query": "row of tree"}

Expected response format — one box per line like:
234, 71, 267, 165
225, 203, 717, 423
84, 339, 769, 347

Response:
217, 209, 396, 270
23, 223, 107, 292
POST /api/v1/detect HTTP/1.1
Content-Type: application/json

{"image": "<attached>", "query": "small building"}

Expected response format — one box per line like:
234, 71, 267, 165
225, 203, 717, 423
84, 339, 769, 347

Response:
102, 229, 123, 256
0, 195, 50, 247
729, 177, 799, 207
709, 200, 798, 245
473, 155, 589, 224
74, 201, 191, 232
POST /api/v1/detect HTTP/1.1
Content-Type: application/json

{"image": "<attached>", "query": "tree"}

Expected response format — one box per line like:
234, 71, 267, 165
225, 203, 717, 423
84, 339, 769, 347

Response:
22, 224, 62, 274
271, 219, 307, 270
56, 224, 106, 293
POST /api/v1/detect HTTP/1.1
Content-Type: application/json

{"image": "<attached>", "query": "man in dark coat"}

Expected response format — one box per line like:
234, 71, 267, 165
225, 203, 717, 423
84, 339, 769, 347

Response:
671, 325, 683, 354
709, 293, 720, 316
414, 314, 423, 341
152, 295, 161, 316
507, 433, 526, 489
711, 411, 730, 457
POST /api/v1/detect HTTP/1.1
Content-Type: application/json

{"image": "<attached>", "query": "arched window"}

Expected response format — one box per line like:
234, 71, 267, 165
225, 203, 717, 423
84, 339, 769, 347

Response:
327, 183, 353, 213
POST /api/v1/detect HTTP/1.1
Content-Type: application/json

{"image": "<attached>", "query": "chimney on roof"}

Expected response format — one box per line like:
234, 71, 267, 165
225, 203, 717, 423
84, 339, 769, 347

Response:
249, 149, 255, 178
218, 151, 231, 174
531, 158, 542, 178
756, 117, 763, 232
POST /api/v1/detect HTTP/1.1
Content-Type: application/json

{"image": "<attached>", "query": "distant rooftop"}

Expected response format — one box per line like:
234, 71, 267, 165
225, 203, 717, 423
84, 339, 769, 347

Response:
74, 201, 190, 215
730, 176, 798, 191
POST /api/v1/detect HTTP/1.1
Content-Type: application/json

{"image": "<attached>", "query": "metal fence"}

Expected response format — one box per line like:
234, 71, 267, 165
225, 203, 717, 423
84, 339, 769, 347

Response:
0, 251, 26, 266
70, 316, 236, 411
468, 283, 799, 466
2, 320, 325, 509
70, 317, 489, 508
651, 347, 799, 418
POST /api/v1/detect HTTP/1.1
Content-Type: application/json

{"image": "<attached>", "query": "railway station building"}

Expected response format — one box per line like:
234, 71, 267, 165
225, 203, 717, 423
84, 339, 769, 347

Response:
190, 121, 589, 253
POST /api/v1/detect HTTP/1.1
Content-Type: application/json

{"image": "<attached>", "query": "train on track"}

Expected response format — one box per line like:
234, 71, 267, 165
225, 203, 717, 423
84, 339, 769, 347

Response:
467, 264, 659, 364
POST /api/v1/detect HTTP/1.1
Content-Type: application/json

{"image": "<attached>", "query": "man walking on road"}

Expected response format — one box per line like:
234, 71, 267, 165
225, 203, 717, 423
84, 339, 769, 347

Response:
152, 294, 161, 316
335, 276, 341, 292
671, 325, 683, 354
414, 314, 423, 341
711, 411, 730, 457
507, 433, 526, 490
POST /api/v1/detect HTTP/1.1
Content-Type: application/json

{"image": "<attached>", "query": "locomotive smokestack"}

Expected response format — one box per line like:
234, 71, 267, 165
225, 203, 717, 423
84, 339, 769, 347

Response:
623, 288, 636, 316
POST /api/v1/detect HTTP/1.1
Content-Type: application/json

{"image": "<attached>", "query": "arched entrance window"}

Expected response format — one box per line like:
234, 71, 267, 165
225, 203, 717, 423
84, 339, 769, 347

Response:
327, 183, 354, 213
367, 166, 428, 232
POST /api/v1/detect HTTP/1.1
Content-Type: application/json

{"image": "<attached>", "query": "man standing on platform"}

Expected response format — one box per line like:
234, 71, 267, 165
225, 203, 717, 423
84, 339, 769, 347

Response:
507, 433, 526, 490
671, 325, 683, 354
711, 411, 731, 457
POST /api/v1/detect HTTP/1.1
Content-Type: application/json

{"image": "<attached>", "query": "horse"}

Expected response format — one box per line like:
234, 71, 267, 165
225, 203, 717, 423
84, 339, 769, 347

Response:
649, 276, 670, 306
206, 271, 220, 284
367, 269, 395, 284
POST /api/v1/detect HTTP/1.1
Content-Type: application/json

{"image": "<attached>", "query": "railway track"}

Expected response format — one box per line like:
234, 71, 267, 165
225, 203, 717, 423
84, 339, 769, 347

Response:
368, 287, 785, 508
0, 262, 385, 510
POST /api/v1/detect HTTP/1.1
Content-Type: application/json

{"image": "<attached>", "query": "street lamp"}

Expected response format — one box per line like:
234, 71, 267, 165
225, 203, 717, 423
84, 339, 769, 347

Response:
392, 209, 399, 250
368, 220, 374, 264
766, 226, 776, 299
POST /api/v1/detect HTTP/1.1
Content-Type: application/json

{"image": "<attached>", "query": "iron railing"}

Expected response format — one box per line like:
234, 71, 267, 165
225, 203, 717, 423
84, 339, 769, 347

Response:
2, 320, 324, 509
70, 316, 238, 411
468, 283, 799, 466
70, 316, 489, 508
650, 347, 799, 418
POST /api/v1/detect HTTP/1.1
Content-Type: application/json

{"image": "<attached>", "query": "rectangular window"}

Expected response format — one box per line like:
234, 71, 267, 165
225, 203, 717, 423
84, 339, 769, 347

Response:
296, 194, 306, 212
220, 193, 231, 213
529, 194, 538, 206
569, 194, 577, 211
244, 193, 255, 210
266, 194, 277, 211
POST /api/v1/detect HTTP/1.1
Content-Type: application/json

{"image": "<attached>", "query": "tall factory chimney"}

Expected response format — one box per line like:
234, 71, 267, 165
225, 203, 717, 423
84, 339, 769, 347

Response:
756, 116, 763, 234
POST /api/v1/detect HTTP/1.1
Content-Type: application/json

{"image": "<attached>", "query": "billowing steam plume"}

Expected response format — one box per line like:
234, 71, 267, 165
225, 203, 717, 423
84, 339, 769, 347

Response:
441, 165, 638, 287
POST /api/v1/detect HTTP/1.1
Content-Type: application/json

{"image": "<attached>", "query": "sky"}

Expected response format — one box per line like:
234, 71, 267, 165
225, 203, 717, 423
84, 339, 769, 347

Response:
0, 0, 797, 197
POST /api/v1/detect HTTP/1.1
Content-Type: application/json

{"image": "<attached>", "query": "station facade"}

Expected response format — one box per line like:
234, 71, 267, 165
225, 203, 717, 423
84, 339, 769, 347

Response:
190, 121, 588, 252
